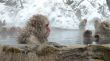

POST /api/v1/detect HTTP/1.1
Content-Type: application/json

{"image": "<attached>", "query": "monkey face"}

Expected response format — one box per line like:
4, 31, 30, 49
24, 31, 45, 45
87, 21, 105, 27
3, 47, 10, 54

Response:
27, 14, 51, 38
43, 20, 50, 38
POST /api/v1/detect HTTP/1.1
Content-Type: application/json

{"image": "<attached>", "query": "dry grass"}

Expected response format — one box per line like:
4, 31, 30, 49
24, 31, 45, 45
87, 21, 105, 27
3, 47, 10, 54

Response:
0, 52, 58, 61
0, 45, 59, 61
0, 44, 109, 61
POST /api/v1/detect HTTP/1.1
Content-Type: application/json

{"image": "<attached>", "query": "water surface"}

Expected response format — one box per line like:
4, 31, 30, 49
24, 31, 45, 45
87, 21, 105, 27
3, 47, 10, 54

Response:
0, 28, 81, 46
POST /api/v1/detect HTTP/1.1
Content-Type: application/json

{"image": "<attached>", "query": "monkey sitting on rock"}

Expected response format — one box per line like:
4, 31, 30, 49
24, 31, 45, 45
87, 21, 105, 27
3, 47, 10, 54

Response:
16, 14, 62, 55
17, 14, 50, 44
94, 20, 110, 44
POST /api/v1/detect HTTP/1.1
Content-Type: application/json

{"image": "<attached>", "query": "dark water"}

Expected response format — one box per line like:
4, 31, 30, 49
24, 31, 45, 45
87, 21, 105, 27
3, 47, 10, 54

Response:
0, 28, 81, 45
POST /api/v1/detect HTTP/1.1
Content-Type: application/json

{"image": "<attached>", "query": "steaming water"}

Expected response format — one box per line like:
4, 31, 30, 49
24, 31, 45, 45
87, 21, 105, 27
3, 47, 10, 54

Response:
0, 28, 81, 46
49, 28, 81, 45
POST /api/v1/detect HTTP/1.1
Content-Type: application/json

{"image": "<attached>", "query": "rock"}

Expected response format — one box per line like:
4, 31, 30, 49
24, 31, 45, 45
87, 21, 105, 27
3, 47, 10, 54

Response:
48, 42, 66, 48
0, 44, 110, 61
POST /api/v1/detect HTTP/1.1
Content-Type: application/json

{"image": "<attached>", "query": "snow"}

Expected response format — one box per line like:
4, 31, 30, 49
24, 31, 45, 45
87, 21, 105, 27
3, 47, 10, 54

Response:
0, 0, 110, 29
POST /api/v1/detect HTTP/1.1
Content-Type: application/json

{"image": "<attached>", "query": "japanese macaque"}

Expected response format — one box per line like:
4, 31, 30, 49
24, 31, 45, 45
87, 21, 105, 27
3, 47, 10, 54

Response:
79, 19, 87, 44
17, 14, 59, 55
83, 30, 93, 45
94, 20, 110, 44
17, 14, 50, 44
93, 19, 101, 44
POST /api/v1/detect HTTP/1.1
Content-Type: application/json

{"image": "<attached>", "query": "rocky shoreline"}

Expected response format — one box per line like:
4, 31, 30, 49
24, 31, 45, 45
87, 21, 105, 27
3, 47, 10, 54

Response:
0, 44, 109, 61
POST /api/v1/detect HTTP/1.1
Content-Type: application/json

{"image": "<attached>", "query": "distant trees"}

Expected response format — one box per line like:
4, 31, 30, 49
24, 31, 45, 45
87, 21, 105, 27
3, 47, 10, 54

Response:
0, 20, 21, 38
0, 0, 5, 3
0, 26, 22, 39
63, 0, 74, 5
19, 0, 24, 8
0, 0, 24, 8
106, 0, 110, 11
0, 20, 6, 27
